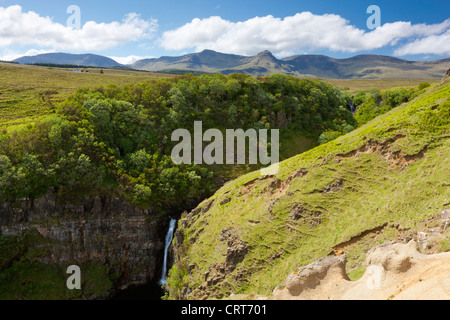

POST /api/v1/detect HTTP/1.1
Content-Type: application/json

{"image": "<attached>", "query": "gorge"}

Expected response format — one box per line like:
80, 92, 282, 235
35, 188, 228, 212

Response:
0, 189, 180, 299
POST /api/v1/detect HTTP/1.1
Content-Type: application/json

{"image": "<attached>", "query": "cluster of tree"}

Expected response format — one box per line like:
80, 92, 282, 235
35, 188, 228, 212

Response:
353, 83, 430, 126
26, 63, 103, 69
0, 74, 356, 210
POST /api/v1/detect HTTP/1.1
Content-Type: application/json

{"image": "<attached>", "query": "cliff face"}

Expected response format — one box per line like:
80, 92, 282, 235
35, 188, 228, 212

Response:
0, 190, 167, 297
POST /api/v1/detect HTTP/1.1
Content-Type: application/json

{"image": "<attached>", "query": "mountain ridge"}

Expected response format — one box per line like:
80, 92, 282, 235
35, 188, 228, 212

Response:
14, 52, 123, 68
13, 50, 450, 79
130, 50, 450, 79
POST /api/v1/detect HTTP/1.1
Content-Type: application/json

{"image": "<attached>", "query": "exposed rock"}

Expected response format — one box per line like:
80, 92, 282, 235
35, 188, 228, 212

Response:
289, 204, 304, 221
366, 241, 416, 273
182, 199, 215, 229
187, 227, 250, 299
443, 67, 450, 82
288, 204, 322, 228
268, 179, 282, 192
323, 178, 343, 193
0, 190, 166, 292
188, 263, 197, 275
206, 263, 226, 286
218, 227, 234, 241
219, 227, 249, 272
274, 241, 450, 300
225, 240, 249, 272
284, 255, 349, 296
440, 209, 450, 232
335, 136, 426, 170
220, 198, 231, 205
202, 200, 214, 213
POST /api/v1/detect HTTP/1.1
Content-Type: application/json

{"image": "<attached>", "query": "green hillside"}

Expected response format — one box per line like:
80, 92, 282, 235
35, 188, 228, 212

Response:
0, 62, 173, 129
166, 79, 450, 299
1, 62, 438, 131
0, 72, 361, 300
0, 73, 359, 210
1, 61, 448, 300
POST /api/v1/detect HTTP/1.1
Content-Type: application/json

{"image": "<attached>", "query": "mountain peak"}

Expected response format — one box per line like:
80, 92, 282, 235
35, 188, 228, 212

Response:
200, 49, 218, 54
256, 50, 275, 57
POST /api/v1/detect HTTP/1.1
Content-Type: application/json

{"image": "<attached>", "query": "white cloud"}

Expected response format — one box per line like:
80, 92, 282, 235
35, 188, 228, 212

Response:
159, 13, 450, 57
394, 30, 450, 56
108, 55, 155, 65
0, 5, 158, 51
0, 48, 55, 61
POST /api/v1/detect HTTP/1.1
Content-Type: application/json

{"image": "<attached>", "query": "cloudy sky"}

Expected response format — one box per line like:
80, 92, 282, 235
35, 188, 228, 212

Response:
0, 0, 449, 64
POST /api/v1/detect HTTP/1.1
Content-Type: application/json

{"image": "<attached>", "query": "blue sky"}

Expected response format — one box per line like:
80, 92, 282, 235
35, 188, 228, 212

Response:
1, 0, 449, 63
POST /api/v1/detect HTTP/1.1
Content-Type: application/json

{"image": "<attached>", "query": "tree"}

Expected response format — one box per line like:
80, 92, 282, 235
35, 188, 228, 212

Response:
0, 155, 23, 200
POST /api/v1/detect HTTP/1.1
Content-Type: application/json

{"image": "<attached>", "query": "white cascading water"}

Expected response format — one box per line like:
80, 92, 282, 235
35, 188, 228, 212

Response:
158, 217, 177, 285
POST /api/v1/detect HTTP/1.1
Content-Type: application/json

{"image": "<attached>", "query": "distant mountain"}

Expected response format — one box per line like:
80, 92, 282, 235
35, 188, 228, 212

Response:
131, 50, 248, 73
13, 51, 449, 79
131, 50, 450, 79
14, 53, 123, 68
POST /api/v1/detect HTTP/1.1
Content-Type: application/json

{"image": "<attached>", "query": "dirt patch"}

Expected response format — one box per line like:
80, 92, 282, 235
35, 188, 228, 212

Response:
331, 223, 388, 256
265, 168, 308, 196
335, 135, 426, 170
248, 220, 261, 226
240, 175, 273, 195
289, 203, 323, 228
322, 178, 344, 194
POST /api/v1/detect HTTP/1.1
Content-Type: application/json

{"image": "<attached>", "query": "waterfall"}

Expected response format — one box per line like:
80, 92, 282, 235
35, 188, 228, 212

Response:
349, 103, 356, 113
158, 217, 177, 286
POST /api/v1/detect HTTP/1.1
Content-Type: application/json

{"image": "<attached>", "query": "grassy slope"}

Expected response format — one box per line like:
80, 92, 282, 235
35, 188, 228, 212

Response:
0, 63, 173, 129
323, 78, 440, 93
171, 80, 450, 299
0, 62, 437, 130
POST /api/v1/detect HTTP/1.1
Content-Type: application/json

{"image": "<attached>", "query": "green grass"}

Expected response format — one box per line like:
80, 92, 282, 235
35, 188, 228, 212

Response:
1, 62, 448, 299
324, 78, 440, 93
0, 63, 174, 129
0, 62, 436, 129
167, 80, 450, 299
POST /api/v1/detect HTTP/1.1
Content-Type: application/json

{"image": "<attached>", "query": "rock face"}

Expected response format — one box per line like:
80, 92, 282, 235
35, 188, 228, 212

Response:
443, 67, 450, 82
284, 255, 349, 296
273, 241, 450, 300
0, 190, 167, 292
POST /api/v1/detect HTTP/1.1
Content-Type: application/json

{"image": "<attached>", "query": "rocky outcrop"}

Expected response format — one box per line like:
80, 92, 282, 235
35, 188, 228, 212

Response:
219, 227, 249, 272
0, 190, 167, 292
273, 240, 450, 300
443, 67, 450, 82
283, 255, 349, 296
196, 227, 249, 298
